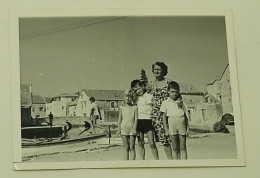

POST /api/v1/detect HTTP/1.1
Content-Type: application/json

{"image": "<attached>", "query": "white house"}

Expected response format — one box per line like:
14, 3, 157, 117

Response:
206, 64, 233, 114
76, 89, 125, 119
31, 95, 46, 119
68, 98, 78, 117
46, 93, 78, 117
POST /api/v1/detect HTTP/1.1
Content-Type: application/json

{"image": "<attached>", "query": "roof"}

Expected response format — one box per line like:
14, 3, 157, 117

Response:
207, 64, 229, 86
45, 97, 53, 103
20, 83, 32, 107
182, 95, 204, 108
32, 95, 45, 104
178, 83, 202, 94
82, 89, 125, 101
53, 93, 77, 98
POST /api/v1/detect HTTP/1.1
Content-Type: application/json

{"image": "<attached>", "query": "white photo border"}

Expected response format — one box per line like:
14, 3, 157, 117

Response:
10, 8, 245, 170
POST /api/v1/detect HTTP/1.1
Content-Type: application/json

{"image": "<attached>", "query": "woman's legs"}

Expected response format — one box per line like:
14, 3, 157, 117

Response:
171, 135, 180, 159
129, 136, 136, 160
146, 131, 159, 160
179, 135, 187, 159
137, 132, 145, 160
121, 135, 130, 160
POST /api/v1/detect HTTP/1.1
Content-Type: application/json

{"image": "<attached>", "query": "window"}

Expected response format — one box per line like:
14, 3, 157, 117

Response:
81, 94, 83, 98
39, 107, 44, 111
62, 106, 65, 110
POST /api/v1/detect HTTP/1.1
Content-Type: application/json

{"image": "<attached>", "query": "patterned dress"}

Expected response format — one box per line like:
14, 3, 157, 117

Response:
150, 79, 172, 144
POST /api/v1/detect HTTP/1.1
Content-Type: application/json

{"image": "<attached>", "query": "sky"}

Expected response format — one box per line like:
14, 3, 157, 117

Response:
19, 16, 229, 97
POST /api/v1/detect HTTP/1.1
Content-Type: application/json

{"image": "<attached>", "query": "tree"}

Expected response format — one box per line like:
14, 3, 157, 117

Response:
140, 69, 148, 85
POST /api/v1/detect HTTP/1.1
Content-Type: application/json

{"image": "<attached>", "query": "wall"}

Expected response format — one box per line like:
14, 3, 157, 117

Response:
31, 103, 46, 119
76, 91, 91, 117
46, 97, 74, 117
207, 81, 222, 99
220, 66, 233, 113
190, 103, 223, 124
68, 105, 77, 116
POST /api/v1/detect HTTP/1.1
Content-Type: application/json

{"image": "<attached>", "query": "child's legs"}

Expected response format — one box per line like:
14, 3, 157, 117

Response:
121, 135, 130, 160
137, 132, 145, 160
146, 131, 159, 160
179, 135, 187, 159
163, 144, 173, 160
171, 135, 180, 159
129, 135, 136, 160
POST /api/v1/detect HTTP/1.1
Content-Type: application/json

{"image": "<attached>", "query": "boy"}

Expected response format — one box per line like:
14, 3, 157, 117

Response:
160, 81, 189, 159
131, 80, 159, 160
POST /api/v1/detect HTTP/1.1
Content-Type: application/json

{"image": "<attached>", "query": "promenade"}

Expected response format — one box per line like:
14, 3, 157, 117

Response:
22, 126, 237, 162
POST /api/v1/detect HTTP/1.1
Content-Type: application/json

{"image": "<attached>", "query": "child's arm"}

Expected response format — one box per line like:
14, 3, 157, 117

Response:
117, 107, 122, 135
184, 113, 189, 136
182, 103, 190, 136
162, 112, 169, 136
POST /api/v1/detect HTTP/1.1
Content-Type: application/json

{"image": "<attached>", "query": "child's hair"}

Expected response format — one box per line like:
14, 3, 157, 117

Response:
89, 97, 95, 102
130, 79, 144, 88
124, 89, 136, 102
167, 81, 180, 91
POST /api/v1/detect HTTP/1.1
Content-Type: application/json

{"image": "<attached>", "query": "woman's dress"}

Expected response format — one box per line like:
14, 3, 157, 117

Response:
150, 79, 172, 144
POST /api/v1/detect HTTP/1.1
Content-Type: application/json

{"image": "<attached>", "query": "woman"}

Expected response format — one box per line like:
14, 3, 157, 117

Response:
150, 62, 182, 159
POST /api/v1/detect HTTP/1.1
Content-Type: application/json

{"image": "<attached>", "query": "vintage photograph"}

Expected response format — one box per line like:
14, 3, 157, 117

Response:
11, 10, 245, 169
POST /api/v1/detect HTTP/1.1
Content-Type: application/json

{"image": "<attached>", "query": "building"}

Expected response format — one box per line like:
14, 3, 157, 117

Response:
76, 89, 125, 120
207, 64, 233, 114
20, 83, 33, 127
31, 95, 46, 119
46, 93, 78, 117
178, 83, 205, 122
68, 98, 78, 116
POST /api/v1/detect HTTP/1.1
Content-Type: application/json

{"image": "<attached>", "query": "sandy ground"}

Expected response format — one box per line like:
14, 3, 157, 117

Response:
22, 127, 237, 162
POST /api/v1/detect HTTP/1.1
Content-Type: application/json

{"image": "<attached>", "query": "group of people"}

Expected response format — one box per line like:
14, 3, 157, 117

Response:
117, 62, 189, 160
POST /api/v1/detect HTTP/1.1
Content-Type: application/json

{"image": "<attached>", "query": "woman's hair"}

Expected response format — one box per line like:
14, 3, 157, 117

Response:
167, 81, 180, 91
152, 62, 168, 77
89, 97, 95, 102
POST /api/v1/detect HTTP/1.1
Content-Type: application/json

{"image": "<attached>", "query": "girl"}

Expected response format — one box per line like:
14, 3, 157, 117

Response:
117, 89, 138, 160
160, 81, 189, 159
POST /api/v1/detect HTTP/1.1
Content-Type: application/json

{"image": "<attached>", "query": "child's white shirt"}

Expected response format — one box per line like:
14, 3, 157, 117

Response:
160, 98, 186, 117
137, 92, 153, 119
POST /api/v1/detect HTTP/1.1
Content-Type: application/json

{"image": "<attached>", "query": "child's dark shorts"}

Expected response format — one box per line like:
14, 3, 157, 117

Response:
136, 119, 154, 133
